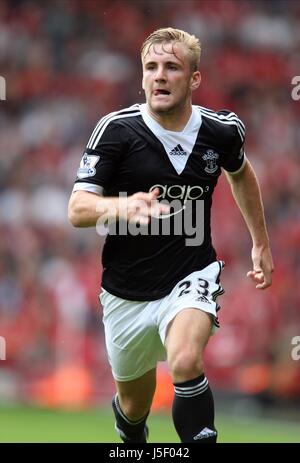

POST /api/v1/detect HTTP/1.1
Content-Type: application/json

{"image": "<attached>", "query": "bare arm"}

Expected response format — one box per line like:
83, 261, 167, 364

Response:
225, 159, 274, 289
68, 188, 170, 228
68, 189, 108, 227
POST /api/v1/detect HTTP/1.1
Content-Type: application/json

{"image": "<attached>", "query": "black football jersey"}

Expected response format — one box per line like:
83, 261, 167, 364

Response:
73, 104, 245, 301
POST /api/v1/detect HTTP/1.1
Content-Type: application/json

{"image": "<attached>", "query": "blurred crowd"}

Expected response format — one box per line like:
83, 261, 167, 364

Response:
0, 0, 300, 408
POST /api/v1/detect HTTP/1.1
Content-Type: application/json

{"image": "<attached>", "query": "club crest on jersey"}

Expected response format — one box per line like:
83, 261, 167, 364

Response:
77, 153, 100, 179
202, 149, 219, 174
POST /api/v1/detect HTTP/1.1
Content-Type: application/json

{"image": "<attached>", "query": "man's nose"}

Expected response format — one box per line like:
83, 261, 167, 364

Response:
155, 66, 166, 81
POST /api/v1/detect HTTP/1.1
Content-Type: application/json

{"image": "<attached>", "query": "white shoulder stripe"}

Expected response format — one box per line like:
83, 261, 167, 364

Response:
90, 111, 141, 150
198, 105, 244, 124
87, 104, 140, 149
199, 107, 245, 142
198, 106, 245, 130
199, 107, 245, 135
87, 104, 140, 148
87, 111, 120, 149
199, 106, 245, 130
202, 113, 245, 141
199, 106, 236, 120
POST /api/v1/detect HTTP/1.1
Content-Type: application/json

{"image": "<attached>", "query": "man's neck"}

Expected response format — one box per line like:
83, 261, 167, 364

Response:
146, 103, 193, 132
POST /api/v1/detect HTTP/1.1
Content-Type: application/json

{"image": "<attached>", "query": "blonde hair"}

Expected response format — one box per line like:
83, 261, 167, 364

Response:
141, 27, 201, 71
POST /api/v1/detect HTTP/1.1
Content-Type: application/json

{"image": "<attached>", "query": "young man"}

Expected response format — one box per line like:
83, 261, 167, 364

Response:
68, 28, 273, 443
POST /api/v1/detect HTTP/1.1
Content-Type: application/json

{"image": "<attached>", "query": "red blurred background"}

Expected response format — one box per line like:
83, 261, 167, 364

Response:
0, 0, 299, 409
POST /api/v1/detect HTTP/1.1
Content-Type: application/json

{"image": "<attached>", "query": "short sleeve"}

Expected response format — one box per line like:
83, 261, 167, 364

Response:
219, 110, 246, 174
73, 120, 123, 194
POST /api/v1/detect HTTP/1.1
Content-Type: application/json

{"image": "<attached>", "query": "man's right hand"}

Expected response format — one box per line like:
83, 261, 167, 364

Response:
118, 188, 170, 225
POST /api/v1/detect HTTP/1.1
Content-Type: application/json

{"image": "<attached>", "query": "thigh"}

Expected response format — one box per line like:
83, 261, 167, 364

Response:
116, 368, 157, 417
165, 308, 212, 359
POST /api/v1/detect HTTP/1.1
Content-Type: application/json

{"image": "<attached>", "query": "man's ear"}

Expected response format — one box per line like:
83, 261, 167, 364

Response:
191, 71, 201, 91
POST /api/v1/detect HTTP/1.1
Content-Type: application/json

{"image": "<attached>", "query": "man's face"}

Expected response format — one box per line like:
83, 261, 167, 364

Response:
142, 41, 200, 114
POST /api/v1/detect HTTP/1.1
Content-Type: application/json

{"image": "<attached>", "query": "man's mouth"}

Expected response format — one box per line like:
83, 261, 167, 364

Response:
153, 89, 171, 95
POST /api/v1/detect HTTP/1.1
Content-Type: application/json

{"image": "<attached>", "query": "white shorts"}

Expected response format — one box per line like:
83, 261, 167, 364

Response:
99, 260, 224, 382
